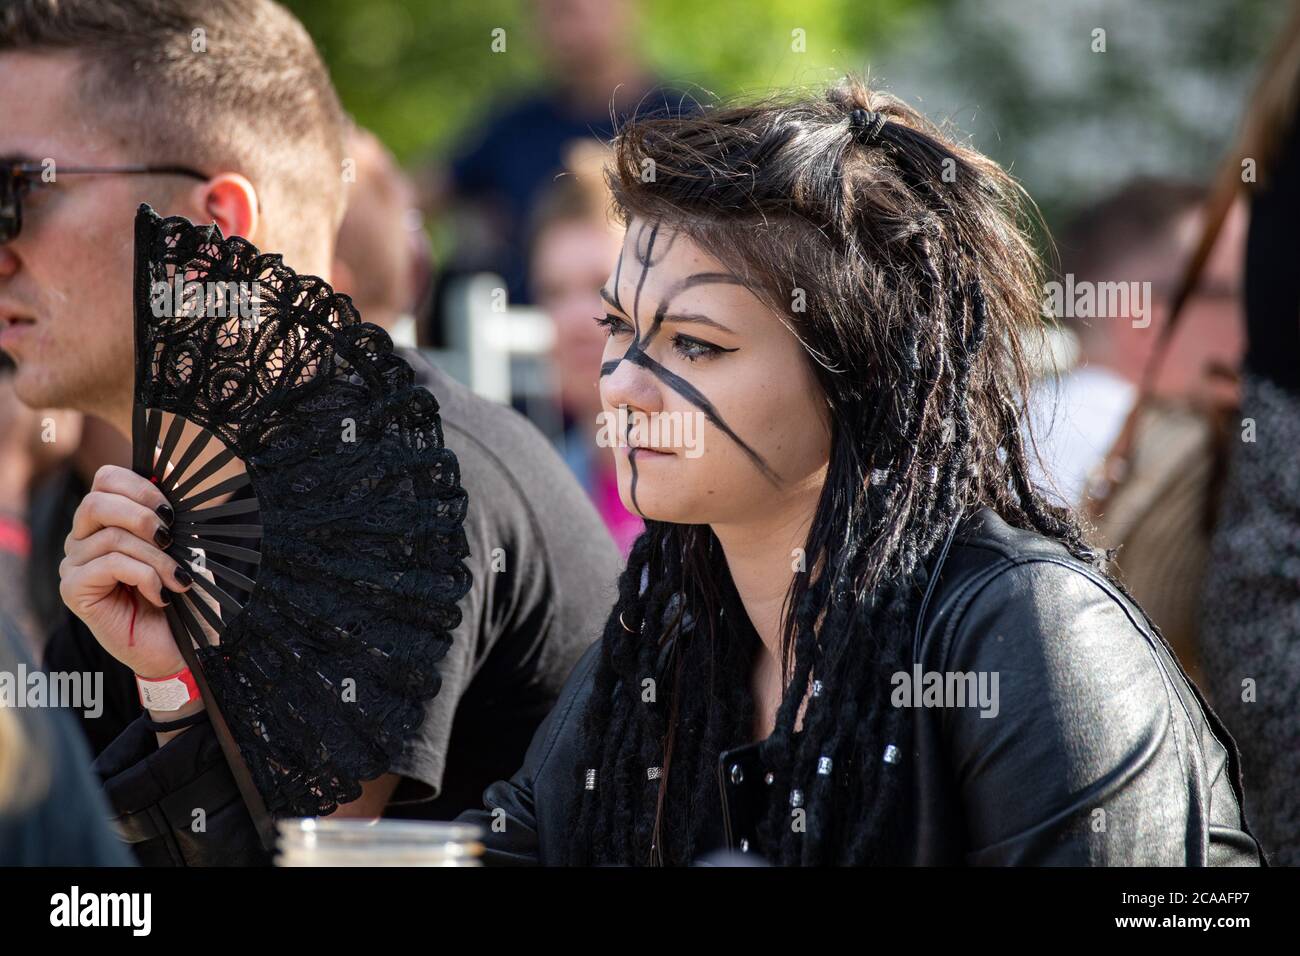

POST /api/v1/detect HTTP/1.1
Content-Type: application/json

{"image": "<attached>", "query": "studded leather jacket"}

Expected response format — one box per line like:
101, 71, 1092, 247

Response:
458, 508, 1265, 866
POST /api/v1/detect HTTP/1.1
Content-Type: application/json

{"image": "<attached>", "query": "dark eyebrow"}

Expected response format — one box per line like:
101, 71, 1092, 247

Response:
659, 311, 734, 335
602, 269, 746, 318
679, 271, 745, 291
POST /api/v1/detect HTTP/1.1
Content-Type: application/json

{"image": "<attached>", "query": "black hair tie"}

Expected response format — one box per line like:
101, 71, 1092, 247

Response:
849, 108, 888, 146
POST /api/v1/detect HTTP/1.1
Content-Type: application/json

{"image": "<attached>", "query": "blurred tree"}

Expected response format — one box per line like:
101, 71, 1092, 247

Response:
284, 0, 927, 163
874, 0, 1287, 225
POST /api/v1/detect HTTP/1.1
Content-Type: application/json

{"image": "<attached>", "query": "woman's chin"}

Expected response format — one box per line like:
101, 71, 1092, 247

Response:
617, 485, 701, 526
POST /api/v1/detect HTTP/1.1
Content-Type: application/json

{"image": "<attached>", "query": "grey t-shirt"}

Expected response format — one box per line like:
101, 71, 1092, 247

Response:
386, 352, 620, 815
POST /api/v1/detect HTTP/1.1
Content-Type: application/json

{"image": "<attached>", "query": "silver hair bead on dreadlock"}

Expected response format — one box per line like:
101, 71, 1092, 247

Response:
585, 768, 598, 790
882, 744, 901, 765
817, 756, 834, 776
647, 766, 662, 781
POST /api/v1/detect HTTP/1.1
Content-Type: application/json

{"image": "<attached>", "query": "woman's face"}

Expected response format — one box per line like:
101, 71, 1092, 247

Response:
597, 217, 832, 526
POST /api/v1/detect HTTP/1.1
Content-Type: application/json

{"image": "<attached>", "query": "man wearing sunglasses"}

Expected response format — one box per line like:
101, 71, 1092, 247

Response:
0, 0, 618, 864
2, 162, 209, 243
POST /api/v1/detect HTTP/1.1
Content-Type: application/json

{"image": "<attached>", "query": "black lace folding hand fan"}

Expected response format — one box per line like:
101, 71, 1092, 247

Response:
130, 204, 471, 844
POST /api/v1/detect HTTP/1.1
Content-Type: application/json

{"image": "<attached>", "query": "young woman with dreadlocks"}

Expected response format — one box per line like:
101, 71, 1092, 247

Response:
458, 78, 1264, 866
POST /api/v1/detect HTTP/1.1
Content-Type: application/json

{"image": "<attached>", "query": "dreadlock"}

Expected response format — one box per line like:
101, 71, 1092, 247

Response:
568, 77, 1097, 866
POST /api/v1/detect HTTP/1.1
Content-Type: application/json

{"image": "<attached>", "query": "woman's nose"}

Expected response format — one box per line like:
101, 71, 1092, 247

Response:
599, 351, 663, 419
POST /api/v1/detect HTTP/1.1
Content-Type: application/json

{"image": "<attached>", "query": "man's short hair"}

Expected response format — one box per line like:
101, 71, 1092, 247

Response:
0, 0, 349, 243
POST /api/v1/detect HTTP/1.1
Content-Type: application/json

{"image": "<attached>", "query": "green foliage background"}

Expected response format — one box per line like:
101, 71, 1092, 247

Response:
282, 0, 931, 162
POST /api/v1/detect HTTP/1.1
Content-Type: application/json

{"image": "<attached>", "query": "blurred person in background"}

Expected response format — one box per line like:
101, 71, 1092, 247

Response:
1027, 179, 1245, 688
1200, 1, 1300, 866
527, 142, 642, 553
332, 126, 426, 349
1030, 179, 1243, 507
0, 609, 131, 865
24, 416, 124, 646
24, 413, 139, 758
0, 356, 42, 647
0, 352, 83, 653
425, 0, 680, 309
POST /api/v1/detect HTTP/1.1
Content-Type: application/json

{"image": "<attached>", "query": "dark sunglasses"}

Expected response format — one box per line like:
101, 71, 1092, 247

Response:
0, 160, 209, 243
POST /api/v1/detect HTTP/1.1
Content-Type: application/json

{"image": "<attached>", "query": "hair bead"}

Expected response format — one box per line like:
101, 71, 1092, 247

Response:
849, 108, 888, 146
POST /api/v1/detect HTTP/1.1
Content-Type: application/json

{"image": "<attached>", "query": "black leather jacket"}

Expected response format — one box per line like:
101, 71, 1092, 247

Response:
458, 508, 1264, 865
94, 508, 1265, 866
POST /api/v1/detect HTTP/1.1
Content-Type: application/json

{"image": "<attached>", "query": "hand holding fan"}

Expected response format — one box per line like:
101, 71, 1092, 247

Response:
130, 204, 471, 844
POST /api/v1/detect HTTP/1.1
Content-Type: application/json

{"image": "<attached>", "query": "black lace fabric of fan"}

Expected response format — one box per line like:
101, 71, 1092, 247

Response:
132, 204, 472, 817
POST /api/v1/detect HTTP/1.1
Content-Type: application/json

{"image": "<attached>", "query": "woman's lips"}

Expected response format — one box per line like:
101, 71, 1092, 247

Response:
0, 317, 35, 349
626, 446, 674, 459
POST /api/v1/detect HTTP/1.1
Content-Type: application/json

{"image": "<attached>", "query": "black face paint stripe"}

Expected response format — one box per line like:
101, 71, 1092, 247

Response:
623, 404, 646, 516
611, 248, 626, 312
624, 345, 781, 486
600, 360, 620, 377
618, 408, 650, 520
632, 220, 659, 332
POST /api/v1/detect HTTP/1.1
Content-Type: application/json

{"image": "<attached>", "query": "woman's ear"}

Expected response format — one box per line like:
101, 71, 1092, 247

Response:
189, 173, 260, 242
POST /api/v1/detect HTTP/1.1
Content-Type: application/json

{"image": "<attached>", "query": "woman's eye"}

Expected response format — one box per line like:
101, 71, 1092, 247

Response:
594, 314, 632, 337
671, 334, 723, 362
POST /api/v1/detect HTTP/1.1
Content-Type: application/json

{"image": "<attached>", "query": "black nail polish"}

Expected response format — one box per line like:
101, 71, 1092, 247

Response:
175, 567, 193, 587
154, 526, 173, 549
156, 503, 174, 525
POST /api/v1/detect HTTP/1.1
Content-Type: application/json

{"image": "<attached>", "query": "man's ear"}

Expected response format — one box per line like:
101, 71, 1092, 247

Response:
189, 174, 260, 242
